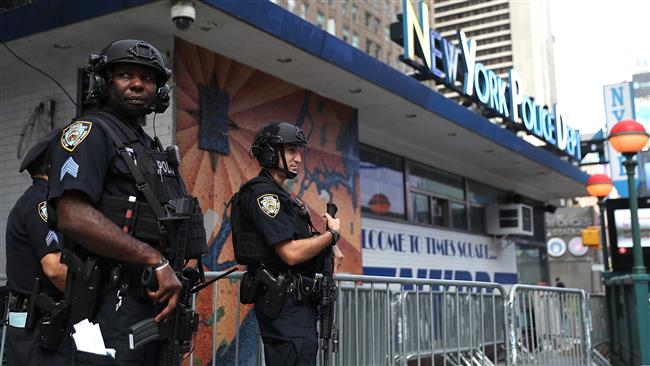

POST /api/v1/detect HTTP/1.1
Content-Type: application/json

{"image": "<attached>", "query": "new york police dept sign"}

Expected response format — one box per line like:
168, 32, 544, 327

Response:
399, 0, 581, 161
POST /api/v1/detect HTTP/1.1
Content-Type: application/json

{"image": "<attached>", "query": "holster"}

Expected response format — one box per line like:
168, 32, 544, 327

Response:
239, 271, 260, 305
25, 279, 69, 350
256, 269, 288, 320
36, 301, 69, 350
61, 248, 102, 324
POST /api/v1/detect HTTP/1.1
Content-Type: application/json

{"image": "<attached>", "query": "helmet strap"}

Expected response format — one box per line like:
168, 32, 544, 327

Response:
278, 145, 297, 179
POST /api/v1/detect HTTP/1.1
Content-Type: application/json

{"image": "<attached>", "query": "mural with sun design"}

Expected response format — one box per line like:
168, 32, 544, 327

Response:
174, 38, 361, 365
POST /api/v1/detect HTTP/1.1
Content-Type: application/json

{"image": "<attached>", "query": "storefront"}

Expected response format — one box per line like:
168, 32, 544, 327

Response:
1, 0, 588, 364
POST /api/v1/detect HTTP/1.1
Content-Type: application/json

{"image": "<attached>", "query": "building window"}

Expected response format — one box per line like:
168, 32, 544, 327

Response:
409, 163, 465, 201
327, 18, 336, 35
342, 27, 349, 42
366, 39, 373, 54
352, 33, 359, 48
375, 45, 381, 59
365, 11, 372, 28
352, 4, 357, 22
408, 162, 467, 229
360, 145, 406, 219
300, 2, 308, 19
288, 0, 295, 12
316, 11, 324, 28
468, 180, 506, 233
411, 192, 431, 224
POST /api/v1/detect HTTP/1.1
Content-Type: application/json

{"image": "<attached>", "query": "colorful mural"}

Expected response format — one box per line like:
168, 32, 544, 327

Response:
174, 38, 361, 365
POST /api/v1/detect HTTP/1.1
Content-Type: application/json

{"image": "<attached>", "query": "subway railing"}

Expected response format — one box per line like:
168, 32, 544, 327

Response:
0, 272, 598, 366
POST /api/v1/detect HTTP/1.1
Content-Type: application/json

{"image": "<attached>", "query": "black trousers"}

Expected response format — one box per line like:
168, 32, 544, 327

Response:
255, 297, 319, 366
5, 325, 73, 366
72, 285, 156, 366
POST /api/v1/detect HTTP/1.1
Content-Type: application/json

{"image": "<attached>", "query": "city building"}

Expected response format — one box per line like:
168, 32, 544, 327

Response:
1, 0, 587, 363
272, 0, 557, 109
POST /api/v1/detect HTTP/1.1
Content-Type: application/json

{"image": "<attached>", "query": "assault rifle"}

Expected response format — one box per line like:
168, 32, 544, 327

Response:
128, 196, 236, 366
320, 203, 340, 366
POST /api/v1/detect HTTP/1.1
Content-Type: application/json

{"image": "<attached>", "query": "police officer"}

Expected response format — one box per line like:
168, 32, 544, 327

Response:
47, 39, 204, 365
5, 130, 70, 365
232, 122, 344, 366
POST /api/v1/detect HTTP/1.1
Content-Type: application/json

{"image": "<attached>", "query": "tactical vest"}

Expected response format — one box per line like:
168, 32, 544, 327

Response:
230, 174, 323, 274
87, 111, 207, 260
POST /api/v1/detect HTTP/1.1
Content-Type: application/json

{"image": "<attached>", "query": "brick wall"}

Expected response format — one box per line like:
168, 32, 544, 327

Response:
0, 36, 175, 277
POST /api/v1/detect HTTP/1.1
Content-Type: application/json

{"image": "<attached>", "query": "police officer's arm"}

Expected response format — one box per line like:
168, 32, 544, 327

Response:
56, 190, 182, 322
26, 197, 68, 292
40, 253, 67, 292
273, 213, 340, 266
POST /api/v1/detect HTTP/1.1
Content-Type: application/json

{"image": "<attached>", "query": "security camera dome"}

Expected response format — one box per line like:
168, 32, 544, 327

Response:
171, 1, 195, 31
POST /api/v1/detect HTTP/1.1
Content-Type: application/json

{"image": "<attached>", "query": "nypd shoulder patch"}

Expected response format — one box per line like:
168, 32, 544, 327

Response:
61, 120, 92, 152
257, 194, 280, 218
37, 201, 48, 223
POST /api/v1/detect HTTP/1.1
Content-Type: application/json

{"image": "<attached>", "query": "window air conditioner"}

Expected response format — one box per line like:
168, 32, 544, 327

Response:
486, 204, 534, 236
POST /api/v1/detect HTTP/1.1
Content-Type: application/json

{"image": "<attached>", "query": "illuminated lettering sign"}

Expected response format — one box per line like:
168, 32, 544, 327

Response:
397, 0, 581, 161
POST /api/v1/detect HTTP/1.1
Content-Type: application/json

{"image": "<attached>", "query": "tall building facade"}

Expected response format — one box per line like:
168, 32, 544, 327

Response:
272, 0, 558, 108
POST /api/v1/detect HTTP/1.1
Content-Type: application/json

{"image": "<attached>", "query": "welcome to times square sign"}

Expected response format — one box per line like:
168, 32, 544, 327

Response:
391, 0, 581, 161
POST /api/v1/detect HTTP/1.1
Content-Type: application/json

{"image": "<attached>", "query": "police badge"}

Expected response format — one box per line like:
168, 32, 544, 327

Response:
37, 201, 48, 222
61, 121, 92, 152
257, 194, 280, 218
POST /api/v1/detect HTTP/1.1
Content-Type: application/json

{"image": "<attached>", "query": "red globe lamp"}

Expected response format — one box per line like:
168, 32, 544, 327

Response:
586, 174, 613, 271
586, 174, 613, 198
608, 119, 648, 275
609, 119, 648, 154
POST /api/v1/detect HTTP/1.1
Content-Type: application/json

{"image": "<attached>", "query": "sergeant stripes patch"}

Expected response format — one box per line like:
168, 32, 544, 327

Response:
45, 230, 59, 246
60, 156, 79, 180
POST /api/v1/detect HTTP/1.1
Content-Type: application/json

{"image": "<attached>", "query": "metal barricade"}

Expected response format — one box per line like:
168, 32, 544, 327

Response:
588, 294, 609, 348
506, 285, 592, 366
333, 274, 507, 366
0, 272, 598, 366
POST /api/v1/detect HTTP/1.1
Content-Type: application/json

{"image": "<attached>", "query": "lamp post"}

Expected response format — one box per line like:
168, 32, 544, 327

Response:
609, 119, 649, 274
586, 174, 614, 272
609, 119, 650, 365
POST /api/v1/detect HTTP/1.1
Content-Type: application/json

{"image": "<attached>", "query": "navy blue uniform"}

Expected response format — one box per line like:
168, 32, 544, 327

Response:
48, 108, 174, 365
5, 178, 71, 366
240, 171, 323, 366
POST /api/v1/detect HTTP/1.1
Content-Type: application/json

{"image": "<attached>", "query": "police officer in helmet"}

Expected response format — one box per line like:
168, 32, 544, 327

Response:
232, 122, 344, 365
48, 39, 205, 365
5, 130, 71, 365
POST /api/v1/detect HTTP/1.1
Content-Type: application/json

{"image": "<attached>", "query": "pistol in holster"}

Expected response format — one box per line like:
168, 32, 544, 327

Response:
256, 269, 288, 320
61, 248, 102, 325
25, 278, 69, 350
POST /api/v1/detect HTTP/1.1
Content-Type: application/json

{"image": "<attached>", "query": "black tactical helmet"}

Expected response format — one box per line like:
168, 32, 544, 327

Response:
250, 122, 308, 179
86, 39, 172, 113
91, 39, 170, 82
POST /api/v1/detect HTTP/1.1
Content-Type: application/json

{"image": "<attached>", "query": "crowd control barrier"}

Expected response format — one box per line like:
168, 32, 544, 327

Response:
506, 284, 592, 366
0, 272, 599, 366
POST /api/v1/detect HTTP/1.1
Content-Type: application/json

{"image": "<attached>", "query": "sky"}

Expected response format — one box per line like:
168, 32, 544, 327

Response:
549, 0, 650, 135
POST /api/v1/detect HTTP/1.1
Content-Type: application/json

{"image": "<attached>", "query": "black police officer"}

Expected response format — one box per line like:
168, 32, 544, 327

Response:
47, 40, 193, 365
232, 122, 344, 366
5, 130, 70, 365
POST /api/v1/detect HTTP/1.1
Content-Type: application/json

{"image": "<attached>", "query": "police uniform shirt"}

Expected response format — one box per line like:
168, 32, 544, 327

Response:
47, 108, 162, 363
48, 108, 155, 208
6, 179, 63, 296
241, 171, 323, 276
